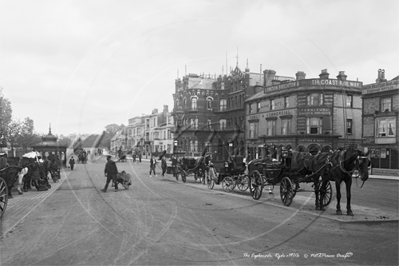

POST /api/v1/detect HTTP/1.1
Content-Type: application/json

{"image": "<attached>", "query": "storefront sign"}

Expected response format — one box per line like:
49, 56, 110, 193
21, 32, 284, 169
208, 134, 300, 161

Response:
265, 110, 292, 118
363, 79, 399, 94
298, 108, 332, 115
266, 81, 299, 93
309, 79, 362, 88
264, 79, 362, 94
298, 138, 328, 143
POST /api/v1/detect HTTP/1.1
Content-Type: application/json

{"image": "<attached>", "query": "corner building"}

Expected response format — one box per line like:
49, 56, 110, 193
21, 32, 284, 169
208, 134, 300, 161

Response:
362, 70, 399, 176
245, 69, 363, 159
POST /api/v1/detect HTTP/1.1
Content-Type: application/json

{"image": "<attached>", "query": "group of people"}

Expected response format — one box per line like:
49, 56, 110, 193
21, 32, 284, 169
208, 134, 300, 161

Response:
149, 152, 167, 177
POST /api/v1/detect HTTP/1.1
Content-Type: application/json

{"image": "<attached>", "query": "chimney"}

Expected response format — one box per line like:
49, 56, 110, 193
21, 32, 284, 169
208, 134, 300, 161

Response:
336, 71, 347, 81
296, 71, 306, 80
163, 105, 168, 112
376, 69, 387, 83
381, 69, 387, 82
319, 69, 329, 79
152, 108, 158, 114
263, 69, 276, 87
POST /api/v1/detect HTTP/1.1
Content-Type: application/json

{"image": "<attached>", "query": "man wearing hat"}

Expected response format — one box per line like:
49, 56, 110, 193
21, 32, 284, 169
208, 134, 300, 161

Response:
101, 155, 119, 192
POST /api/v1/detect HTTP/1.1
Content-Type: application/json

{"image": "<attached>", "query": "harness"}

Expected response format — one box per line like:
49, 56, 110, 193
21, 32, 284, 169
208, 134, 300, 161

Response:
334, 150, 368, 188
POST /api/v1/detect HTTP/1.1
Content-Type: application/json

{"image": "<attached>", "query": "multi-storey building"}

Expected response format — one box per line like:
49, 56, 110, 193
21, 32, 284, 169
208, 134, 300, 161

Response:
171, 64, 264, 161
362, 69, 399, 176
110, 129, 126, 153
127, 116, 145, 154
245, 69, 363, 160
131, 105, 174, 158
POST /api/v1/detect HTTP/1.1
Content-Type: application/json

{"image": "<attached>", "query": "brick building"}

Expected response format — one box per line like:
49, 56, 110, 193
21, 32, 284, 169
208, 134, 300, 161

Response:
245, 69, 363, 160
171, 64, 261, 161
362, 69, 399, 176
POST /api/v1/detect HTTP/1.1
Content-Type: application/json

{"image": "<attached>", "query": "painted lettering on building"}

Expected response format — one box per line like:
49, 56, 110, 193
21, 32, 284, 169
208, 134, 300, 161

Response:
265, 110, 292, 118
310, 79, 362, 88
298, 108, 332, 115
362, 79, 399, 94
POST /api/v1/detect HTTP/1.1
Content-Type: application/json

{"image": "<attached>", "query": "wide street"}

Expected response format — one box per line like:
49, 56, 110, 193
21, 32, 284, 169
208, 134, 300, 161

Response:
1, 157, 398, 266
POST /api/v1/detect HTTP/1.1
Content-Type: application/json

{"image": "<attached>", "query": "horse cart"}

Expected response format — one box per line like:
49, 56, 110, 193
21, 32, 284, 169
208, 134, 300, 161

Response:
248, 152, 333, 207
215, 155, 249, 193
174, 156, 207, 183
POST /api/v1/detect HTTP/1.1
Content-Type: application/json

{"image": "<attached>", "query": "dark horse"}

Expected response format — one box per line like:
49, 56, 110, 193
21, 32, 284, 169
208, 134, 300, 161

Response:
0, 157, 26, 198
311, 147, 370, 216
20, 156, 50, 192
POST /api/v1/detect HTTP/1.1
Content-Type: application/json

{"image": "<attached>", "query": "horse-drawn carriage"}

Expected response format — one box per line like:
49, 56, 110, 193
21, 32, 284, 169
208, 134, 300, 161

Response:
77, 151, 87, 164
212, 155, 249, 193
247, 147, 371, 215
174, 156, 208, 183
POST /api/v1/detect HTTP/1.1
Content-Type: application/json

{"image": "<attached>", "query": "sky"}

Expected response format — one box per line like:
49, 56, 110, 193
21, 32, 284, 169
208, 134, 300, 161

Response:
0, 0, 398, 136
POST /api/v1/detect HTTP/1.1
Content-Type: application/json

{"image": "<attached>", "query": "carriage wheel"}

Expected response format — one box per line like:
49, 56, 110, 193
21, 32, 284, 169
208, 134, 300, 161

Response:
318, 181, 333, 207
280, 176, 294, 206
249, 170, 264, 200
236, 175, 249, 191
0, 177, 9, 219
222, 176, 235, 193
207, 169, 215, 190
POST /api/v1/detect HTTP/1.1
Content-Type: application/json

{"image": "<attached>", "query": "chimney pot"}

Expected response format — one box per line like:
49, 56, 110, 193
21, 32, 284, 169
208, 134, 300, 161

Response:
296, 71, 306, 80
336, 71, 347, 81
319, 69, 329, 79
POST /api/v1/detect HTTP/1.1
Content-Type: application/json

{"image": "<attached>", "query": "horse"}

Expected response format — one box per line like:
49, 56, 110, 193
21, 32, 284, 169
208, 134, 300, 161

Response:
20, 156, 50, 192
0, 157, 27, 198
310, 147, 370, 216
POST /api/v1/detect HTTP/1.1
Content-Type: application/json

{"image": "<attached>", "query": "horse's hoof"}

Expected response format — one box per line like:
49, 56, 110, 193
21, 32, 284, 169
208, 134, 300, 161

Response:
315, 206, 321, 211
347, 211, 354, 216
8, 195, 13, 199
18, 191, 23, 195
336, 210, 342, 215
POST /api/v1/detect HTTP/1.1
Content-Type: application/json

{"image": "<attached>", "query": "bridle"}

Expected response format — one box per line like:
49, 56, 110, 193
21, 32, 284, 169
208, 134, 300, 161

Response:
338, 151, 369, 188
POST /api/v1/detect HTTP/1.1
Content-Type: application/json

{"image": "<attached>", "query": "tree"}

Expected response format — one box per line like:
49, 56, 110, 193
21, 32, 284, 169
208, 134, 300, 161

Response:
6, 118, 22, 155
0, 92, 13, 145
105, 124, 122, 135
17, 117, 37, 151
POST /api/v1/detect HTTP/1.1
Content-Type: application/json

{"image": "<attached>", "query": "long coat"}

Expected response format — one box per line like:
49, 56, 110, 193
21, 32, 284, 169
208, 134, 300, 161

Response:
104, 160, 118, 177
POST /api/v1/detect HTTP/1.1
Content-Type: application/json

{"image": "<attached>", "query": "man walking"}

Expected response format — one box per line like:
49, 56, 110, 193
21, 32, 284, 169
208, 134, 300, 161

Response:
69, 156, 75, 170
102, 155, 119, 192
149, 155, 157, 177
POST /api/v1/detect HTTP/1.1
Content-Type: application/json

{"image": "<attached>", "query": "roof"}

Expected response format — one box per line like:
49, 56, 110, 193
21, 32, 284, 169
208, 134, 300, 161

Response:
246, 90, 266, 102
187, 77, 216, 90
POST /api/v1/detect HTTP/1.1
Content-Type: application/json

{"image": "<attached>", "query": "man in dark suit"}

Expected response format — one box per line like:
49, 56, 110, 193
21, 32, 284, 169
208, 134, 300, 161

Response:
101, 155, 119, 192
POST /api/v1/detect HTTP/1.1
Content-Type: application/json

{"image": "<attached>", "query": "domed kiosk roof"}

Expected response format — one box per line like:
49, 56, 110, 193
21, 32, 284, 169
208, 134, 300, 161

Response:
31, 125, 68, 149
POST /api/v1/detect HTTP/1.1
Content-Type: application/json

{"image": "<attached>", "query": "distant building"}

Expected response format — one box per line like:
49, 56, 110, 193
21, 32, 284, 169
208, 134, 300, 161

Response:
245, 69, 363, 159
127, 105, 174, 158
362, 69, 399, 176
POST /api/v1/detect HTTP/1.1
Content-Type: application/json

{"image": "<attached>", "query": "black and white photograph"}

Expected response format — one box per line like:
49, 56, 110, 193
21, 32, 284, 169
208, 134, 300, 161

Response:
0, 0, 398, 265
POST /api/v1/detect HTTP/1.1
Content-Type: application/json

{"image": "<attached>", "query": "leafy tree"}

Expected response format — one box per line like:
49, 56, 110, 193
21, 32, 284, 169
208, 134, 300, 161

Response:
6, 118, 22, 155
0, 92, 13, 144
105, 124, 122, 135
17, 117, 37, 151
